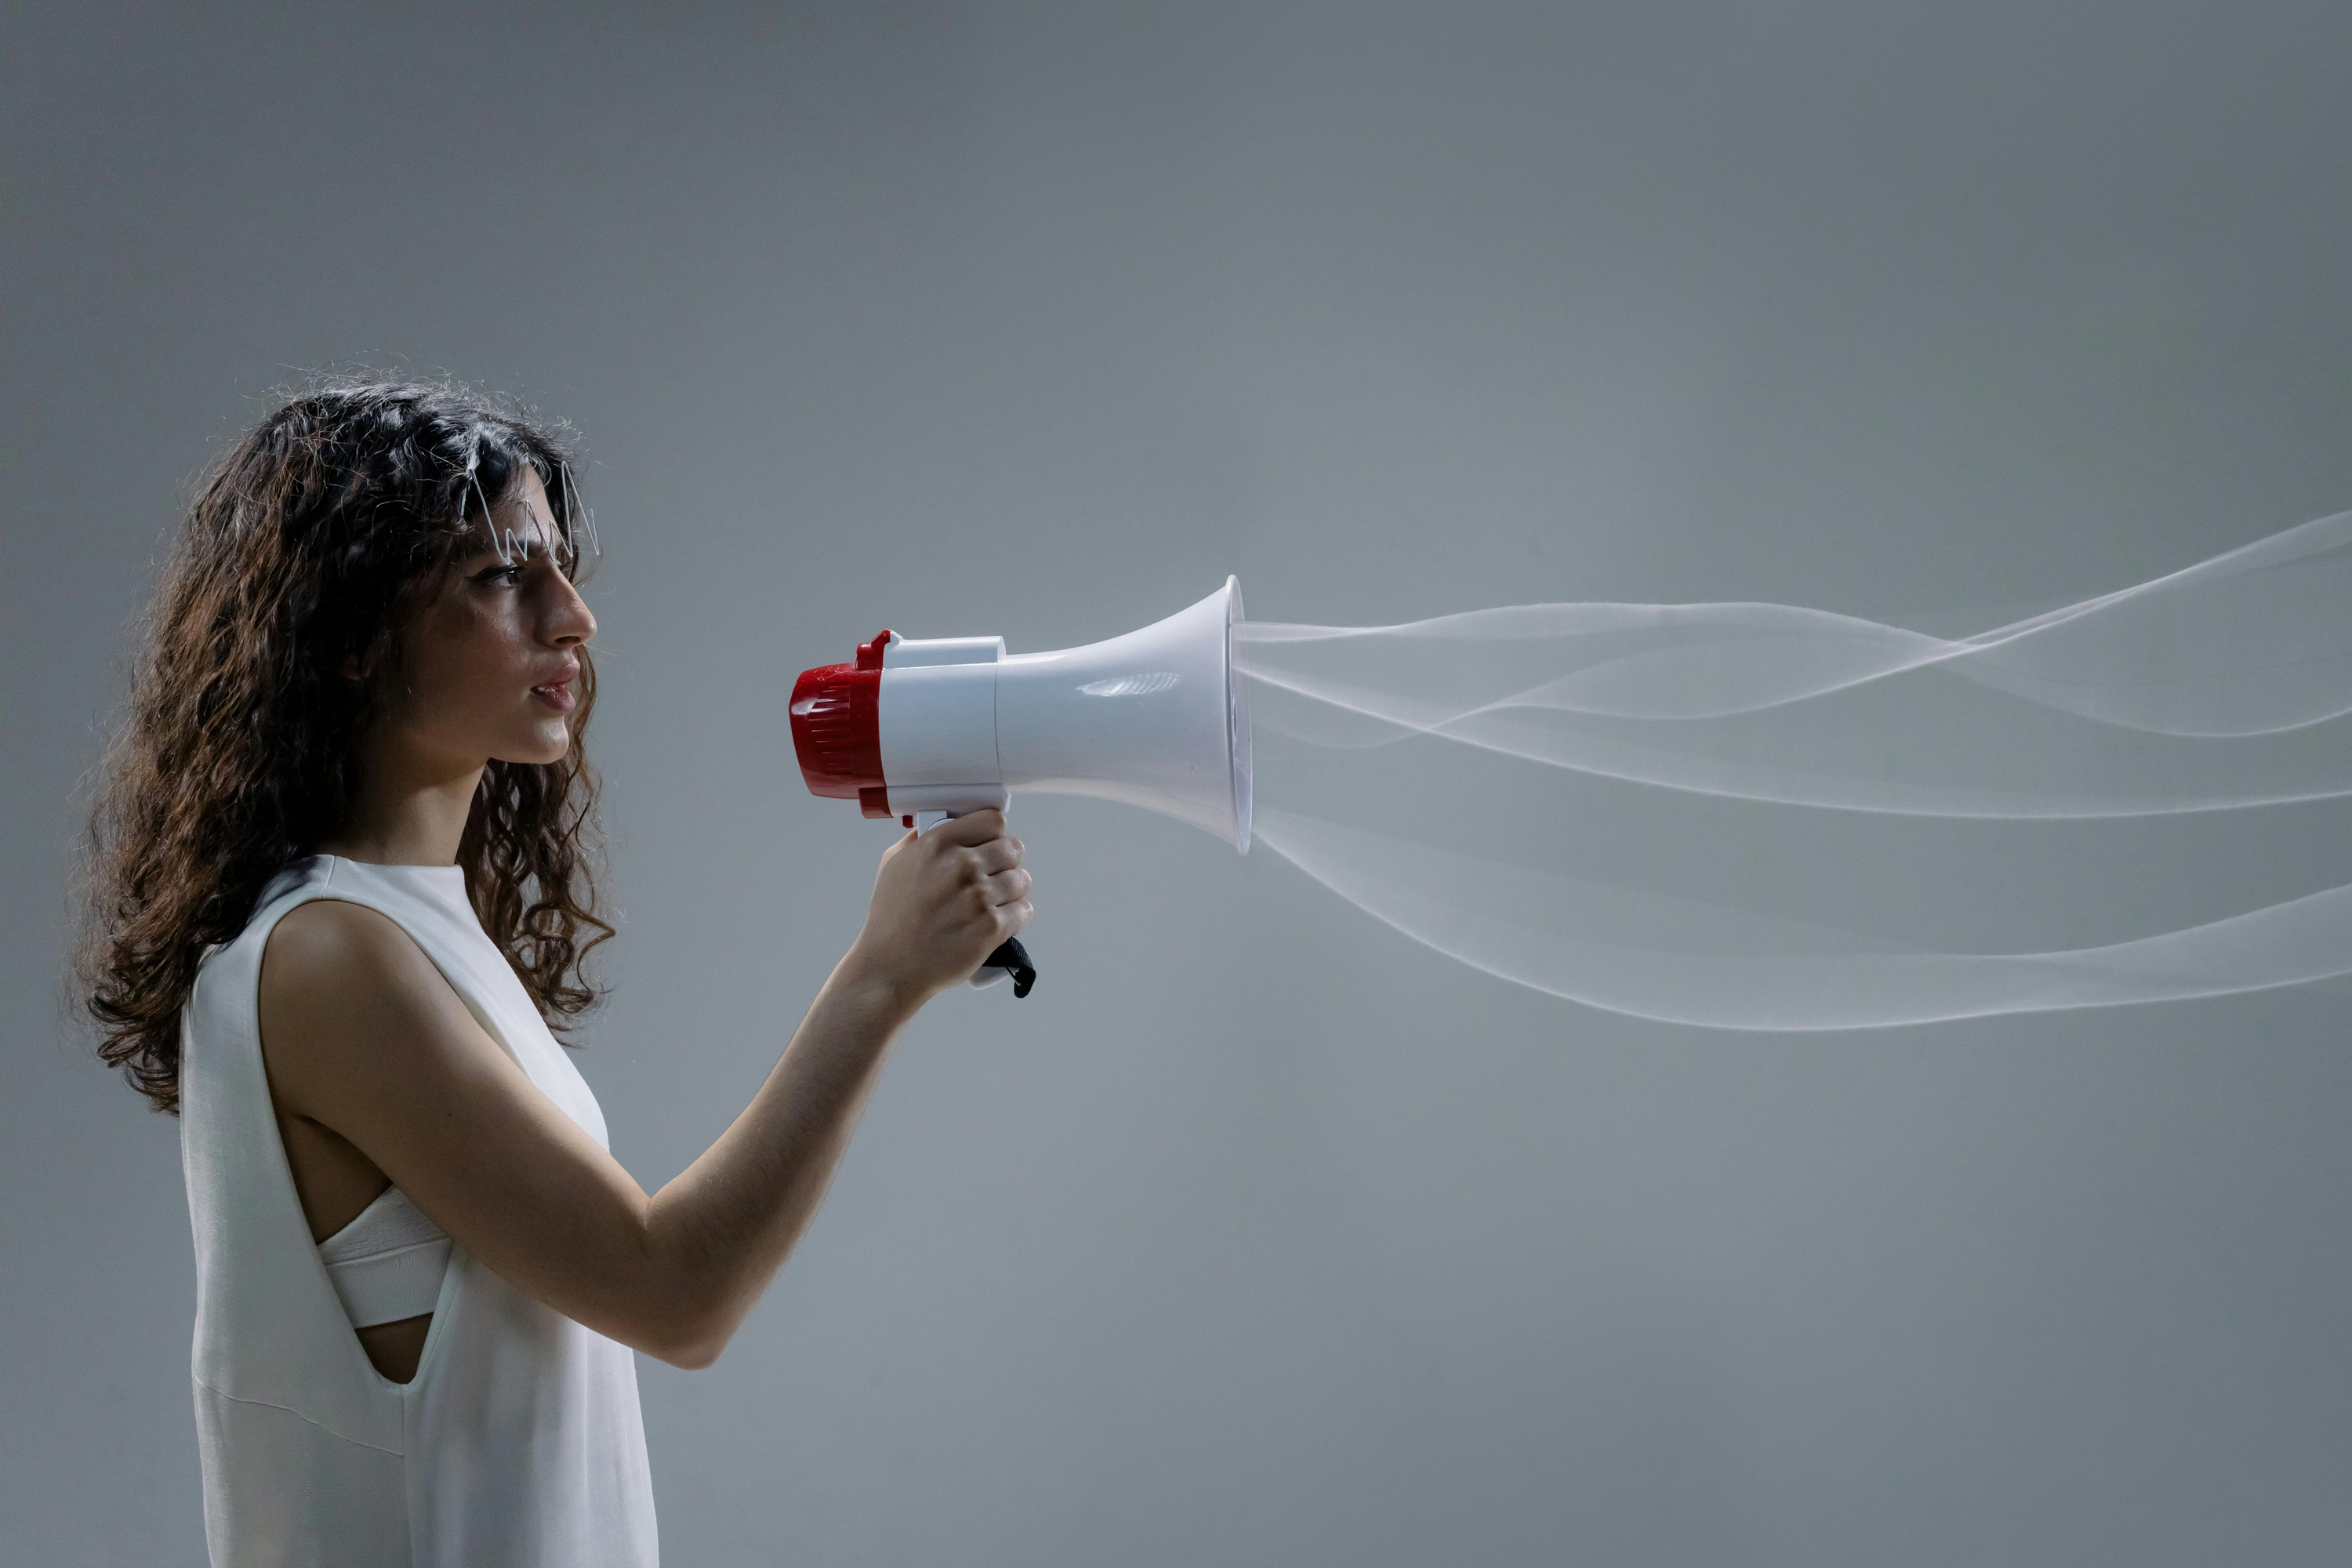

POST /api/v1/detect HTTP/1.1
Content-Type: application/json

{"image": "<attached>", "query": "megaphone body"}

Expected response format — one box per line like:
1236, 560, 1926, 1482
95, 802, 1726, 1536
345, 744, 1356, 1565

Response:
790, 578, 1254, 992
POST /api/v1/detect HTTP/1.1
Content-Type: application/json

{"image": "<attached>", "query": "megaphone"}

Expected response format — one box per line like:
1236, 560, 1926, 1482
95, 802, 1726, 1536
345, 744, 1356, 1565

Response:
790, 577, 1254, 995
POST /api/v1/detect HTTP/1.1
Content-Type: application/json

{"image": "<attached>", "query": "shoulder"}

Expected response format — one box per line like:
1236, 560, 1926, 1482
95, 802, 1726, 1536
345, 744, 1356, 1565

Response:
262, 897, 436, 1000
258, 899, 477, 1103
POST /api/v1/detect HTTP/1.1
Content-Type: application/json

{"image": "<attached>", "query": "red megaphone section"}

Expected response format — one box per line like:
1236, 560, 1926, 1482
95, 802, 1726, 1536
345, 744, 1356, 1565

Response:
789, 630, 892, 817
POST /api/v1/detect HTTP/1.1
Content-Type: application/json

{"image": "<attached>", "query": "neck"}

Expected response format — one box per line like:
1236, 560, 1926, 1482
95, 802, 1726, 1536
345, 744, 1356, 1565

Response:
320, 730, 484, 867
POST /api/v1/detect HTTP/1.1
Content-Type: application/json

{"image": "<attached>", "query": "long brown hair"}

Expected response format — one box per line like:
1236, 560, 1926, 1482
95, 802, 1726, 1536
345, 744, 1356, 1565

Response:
82, 379, 614, 1113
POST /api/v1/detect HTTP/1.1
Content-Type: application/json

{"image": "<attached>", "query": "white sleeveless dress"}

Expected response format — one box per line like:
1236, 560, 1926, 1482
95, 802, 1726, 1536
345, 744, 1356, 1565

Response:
179, 855, 659, 1567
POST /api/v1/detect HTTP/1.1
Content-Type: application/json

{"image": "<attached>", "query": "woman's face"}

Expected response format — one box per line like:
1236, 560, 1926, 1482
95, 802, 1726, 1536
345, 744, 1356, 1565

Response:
376, 467, 597, 771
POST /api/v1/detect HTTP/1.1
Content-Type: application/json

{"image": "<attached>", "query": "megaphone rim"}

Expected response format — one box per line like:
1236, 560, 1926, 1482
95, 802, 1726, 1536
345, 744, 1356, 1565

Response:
1222, 574, 1254, 855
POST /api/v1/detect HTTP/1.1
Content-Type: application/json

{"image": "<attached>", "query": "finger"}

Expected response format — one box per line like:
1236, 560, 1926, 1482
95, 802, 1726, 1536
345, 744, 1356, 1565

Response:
967, 837, 1023, 876
928, 809, 1007, 848
995, 898, 1034, 938
982, 867, 1032, 906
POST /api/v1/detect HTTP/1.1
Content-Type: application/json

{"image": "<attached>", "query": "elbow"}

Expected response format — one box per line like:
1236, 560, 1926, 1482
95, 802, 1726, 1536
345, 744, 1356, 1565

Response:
636, 1303, 736, 1372
610, 1226, 752, 1370
652, 1339, 724, 1373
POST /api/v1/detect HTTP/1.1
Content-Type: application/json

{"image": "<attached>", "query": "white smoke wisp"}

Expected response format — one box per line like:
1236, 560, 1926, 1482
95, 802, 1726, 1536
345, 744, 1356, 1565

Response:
1238, 510, 2352, 818
1236, 512, 2352, 1024
1252, 808, 2352, 1030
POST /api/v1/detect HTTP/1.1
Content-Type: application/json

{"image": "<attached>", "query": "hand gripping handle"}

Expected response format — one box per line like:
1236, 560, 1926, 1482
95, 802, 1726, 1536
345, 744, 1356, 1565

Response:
912, 810, 1036, 997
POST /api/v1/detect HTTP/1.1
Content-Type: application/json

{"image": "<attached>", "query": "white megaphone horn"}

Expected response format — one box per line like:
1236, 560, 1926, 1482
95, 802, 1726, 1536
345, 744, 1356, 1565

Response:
790, 578, 1254, 995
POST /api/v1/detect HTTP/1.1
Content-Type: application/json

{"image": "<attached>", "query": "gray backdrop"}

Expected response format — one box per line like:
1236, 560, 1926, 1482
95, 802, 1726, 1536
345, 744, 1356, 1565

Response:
6, 3, 2350, 1563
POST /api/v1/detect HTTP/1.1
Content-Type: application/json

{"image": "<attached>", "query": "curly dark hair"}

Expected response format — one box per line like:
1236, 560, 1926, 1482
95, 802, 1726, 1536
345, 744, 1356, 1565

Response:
81, 379, 614, 1113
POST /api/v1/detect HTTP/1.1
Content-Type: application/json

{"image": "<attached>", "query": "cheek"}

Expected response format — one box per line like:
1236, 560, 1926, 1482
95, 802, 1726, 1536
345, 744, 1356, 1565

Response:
400, 602, 534, 724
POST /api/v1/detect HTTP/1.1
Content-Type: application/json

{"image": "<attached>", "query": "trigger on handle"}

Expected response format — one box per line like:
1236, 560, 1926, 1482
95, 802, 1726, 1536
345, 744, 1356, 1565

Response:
981, 937, 1036, 999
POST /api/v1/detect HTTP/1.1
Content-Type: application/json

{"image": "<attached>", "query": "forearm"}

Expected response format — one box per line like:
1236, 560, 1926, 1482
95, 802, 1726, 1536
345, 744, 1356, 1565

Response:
567, 816, 1027, 1365
637, 948, 927, 1364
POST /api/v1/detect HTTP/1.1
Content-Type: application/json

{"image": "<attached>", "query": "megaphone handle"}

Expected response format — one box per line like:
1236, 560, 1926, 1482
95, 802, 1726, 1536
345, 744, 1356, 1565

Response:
913, 809, 1036, 997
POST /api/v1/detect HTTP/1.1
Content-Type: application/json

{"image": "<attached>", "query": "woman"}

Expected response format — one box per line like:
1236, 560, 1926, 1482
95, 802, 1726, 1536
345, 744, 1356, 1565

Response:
82, 381, 1032, 1566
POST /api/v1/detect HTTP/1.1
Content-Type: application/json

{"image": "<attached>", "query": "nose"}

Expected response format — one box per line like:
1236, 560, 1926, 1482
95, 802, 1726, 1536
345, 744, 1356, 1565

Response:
544, 573, 598, 648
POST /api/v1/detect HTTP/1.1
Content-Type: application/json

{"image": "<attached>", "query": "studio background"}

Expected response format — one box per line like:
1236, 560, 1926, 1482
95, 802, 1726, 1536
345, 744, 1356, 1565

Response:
6, 3, 2350, 1563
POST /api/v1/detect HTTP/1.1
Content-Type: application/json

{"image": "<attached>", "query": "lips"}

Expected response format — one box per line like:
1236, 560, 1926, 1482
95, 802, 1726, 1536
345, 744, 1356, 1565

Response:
532, 666, 579, 713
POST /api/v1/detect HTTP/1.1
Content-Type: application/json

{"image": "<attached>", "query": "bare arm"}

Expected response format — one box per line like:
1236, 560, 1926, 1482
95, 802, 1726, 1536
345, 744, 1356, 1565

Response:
260, 811, 1031, 1369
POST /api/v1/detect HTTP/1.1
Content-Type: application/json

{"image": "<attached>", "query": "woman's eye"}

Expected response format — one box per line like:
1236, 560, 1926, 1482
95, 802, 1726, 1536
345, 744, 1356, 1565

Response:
472, 564, 524, 587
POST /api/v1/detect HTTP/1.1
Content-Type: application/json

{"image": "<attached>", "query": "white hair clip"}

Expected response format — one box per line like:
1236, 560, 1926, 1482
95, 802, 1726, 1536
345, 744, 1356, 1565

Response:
559, 460, 600, 559
459, 434, 518, 566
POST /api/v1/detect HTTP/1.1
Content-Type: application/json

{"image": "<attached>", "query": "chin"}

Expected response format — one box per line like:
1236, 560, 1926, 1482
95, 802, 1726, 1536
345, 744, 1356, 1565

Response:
500, 724, 572, 767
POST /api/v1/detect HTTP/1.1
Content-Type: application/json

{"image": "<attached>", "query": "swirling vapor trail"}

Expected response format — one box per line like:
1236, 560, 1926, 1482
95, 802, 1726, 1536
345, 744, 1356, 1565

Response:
1238, 511, 2352, 819
1239, 513, 2352, 1022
